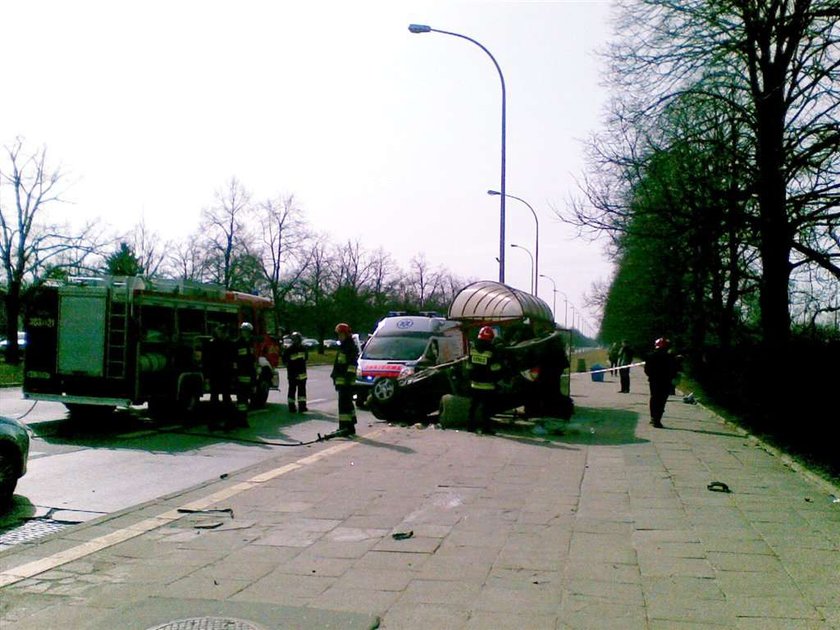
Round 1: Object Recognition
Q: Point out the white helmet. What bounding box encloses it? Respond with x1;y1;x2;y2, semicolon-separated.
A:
240;322;254;332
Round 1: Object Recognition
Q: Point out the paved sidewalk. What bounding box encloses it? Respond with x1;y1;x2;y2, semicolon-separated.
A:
1;367;839;629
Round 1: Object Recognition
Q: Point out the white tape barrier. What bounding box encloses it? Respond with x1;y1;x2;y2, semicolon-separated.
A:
569;361;646;377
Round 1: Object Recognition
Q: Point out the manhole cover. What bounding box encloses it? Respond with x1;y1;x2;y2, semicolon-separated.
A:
0;518;74;546
147;618;265;630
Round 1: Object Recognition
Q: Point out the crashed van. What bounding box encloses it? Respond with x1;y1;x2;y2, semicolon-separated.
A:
355;314;465;420
382;281;575;424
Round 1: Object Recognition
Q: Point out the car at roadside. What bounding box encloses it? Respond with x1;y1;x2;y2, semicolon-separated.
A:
302;338;319;349
0;415;30;506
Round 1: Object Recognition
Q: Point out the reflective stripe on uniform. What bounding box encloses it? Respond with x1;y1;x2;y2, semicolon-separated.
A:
296;373;307;381
290;353;305;361
470;381;496;391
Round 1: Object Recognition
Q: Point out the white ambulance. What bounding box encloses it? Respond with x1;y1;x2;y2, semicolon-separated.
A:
355;315;465;409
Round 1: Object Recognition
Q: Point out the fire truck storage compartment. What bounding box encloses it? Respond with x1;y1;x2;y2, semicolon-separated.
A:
57;287;108;377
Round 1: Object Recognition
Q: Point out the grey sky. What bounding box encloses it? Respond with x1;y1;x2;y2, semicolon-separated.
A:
2;0;614;334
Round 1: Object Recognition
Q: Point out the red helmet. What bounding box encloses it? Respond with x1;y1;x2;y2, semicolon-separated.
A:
477;326;495;341
335;322;352;335
654;337;669;349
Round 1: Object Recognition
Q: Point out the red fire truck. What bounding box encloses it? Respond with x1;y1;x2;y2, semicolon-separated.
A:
23;276;281;419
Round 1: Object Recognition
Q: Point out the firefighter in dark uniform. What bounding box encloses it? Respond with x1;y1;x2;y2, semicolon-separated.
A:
465;325;504;434
644;337;679;428
282;331;308;413
206;323;234;429
232;321;256;428
331;322;358;435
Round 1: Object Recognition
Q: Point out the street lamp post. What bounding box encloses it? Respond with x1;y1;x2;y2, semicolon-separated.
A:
489;190;538;296
409;23;507;284
538;273;557;321
558;291;569;329
510;243;534;295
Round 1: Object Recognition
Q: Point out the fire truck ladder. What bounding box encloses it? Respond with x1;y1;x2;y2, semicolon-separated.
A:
107;297;129;379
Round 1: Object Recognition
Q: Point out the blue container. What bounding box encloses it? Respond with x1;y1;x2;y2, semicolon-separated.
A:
591;363;605;382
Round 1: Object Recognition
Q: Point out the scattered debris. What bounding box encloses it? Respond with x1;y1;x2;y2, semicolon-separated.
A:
177;508;235;518
707;481;731;493
683;392;697;404
391;530;414;540
194;521;224;530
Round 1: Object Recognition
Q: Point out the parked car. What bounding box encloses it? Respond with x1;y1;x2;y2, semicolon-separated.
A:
323;339;340;349
302;338;319;349
0;415;30;505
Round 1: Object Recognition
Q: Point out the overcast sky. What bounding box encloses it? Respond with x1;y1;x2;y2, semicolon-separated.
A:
2;0;614;335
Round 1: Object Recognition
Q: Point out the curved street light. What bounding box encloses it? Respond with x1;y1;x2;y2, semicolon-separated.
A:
489;190;538;297
510;243;534;295
409;23;507;283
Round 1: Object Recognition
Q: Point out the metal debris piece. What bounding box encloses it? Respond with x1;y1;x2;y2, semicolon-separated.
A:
707;481;731;493
177;508;234;518
391;530;414;540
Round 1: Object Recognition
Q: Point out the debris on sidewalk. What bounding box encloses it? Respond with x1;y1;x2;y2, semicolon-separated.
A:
391;530;414;540
707;481;732;493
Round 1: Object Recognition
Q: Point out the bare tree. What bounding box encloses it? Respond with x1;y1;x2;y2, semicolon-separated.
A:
256;194;310;330
127;217;168;278
603;0;840;351
408;253;444;310
200;177;253;289
167;233;207;282
0;138;99;363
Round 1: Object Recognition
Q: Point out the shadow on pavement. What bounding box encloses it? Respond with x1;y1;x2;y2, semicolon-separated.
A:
490;406;647;447
27;403;339;453
558;406;647;445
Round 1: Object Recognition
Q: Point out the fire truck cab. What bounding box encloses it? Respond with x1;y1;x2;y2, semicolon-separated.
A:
23;276;280;419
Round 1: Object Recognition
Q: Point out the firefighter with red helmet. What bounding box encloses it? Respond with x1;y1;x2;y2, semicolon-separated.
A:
644;337;678;428
465;325;504;434
331;322;358;435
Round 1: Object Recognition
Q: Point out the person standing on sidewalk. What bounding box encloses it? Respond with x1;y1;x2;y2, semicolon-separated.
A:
282;332;308;413
331;322;358;435
617;339;634;393
644;337;679;428
465;325;504;434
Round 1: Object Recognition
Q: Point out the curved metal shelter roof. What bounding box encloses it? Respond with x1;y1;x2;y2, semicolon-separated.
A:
447;281;554;324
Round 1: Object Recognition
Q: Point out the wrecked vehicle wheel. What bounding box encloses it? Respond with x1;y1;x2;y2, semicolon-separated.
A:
371;377;397;404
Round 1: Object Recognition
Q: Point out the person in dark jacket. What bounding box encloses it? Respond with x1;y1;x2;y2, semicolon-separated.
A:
465;326;504;434
206;323;234;429
331;322;358;435
282;332;308;413
231;321;256;429
644;337;679;428
617;339;634;393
